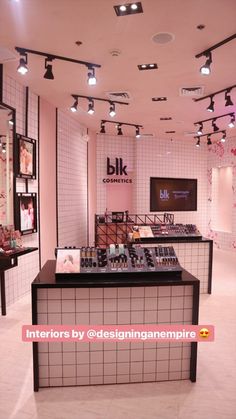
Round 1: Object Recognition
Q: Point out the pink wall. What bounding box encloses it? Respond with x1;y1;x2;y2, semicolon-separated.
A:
88;129;97;245
207;136;236;250
39;98;57;265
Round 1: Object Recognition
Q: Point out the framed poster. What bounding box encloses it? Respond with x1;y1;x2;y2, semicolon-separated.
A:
15;193;37;235
56;249;81;274
16;134;36;179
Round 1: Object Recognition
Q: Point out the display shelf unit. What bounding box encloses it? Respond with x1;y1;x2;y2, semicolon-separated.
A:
95;213;174;248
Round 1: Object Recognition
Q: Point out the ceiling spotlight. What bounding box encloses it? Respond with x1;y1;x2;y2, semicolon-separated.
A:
2;143;6;153
114;2;143;15
135;126;141;138
87;67;97;85
207;135;212;145
207;96;215;112
220;131;226;142
87;99;95;115
228;114;235;128
200;52;212;75
44;58;54;80
225;90;234;107
9;118;14;126
109;102;116;117
196;138;200;147
17;54;28;75
212;119;219;132
71;98;78;112
100;122;106;134
197;123;203;135
117;124;123;135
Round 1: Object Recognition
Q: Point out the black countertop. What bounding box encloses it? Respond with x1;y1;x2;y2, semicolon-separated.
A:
32;260;199;289
0;247;38;271
135;237;212;244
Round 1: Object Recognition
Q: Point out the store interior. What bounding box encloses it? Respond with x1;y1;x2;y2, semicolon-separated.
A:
0;1;236;418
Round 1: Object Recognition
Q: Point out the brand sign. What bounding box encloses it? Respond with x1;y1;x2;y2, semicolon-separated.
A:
160;189;170;200
103;157;132;183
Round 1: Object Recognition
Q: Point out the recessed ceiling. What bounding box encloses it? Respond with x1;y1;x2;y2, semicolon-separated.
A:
0;0;235;139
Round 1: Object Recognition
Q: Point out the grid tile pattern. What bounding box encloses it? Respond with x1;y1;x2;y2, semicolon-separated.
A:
207;135;236;251
1;74;40;310
96;135;209;236
37;285;193;387
3;74;26;135
57;111;88;247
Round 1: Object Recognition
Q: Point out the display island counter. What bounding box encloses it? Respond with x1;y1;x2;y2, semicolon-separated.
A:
32;258;199;391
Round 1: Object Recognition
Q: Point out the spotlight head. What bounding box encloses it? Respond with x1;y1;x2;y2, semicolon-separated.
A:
117;124;123;135
200;52;212;75
225;90;234;107
17;54;28;75
196;138;200;147
44;58;54;80
135;126;141;138
87;67;97;85
207;135;212;145
220;131;226;142
87;99;95;115
109;102;116;118
207;96;215;112
9;118;14;126
212;119;219;132
100;122;106;134
131;3;138;10
2;143;6;153
228;114;235;128
71;98;78;112
119;5;127;11
197;123;203;135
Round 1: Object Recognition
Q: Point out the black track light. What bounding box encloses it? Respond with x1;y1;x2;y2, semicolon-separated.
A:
2;143;6;153
109;102;116;117
207;96;215;112
207;135;212;145
44;58;54;80
212;119;219;132
71;98;78;112
100;122;106;134
225;90;234;107
197;123;203;135
117;124;123;135
9;118;14;126
17;54;28;75
200;52;212;75
87;99;95;115
220;131;226;142
196;138;200;147
228;114;235;128
135;126;141;138
87;67;97;85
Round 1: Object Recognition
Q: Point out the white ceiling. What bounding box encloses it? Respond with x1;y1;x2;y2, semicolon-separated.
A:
0;0;236;140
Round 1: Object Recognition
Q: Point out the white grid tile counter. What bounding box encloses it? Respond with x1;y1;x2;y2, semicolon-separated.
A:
32;261;199;391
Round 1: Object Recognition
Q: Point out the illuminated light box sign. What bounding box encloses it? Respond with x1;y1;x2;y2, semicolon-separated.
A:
103;157;132;183
150;177;197;212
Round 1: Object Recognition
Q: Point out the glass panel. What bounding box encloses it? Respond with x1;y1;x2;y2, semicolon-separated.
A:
0;103;15;226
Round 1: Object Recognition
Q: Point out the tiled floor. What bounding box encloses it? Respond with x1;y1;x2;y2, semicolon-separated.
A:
0;248;236;419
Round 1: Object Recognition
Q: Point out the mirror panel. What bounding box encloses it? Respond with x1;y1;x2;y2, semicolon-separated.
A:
0;103;15;226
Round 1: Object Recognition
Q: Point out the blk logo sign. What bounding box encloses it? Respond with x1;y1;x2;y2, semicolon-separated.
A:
160;189;169;200
107;158;128;176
